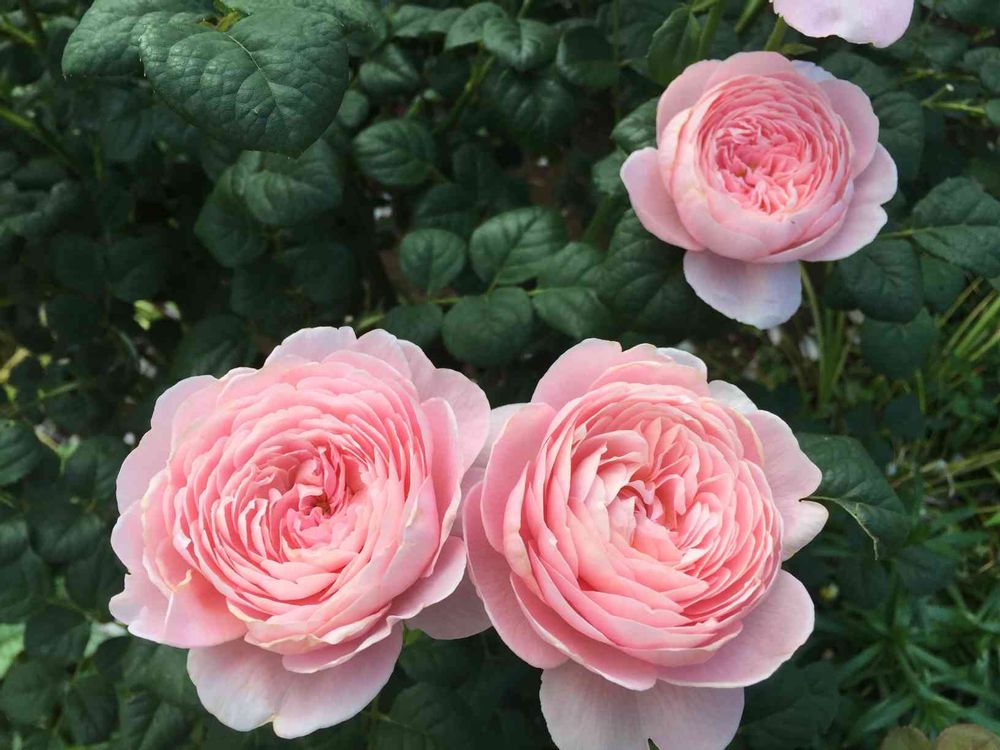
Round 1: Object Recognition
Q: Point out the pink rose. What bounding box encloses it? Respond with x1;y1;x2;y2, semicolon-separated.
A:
463;340;828;750
110;327;490;737
621;52;898;328
773;0;914;48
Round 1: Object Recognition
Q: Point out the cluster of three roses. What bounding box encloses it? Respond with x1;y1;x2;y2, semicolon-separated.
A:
110;2;915;748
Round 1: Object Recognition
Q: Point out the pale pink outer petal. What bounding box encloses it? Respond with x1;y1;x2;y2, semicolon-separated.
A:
463;483;568;669
819;79;880;178
188;628;402;739
804;145;898;263
772;0;914;48
406;571;491;639
703;51;796;89
708;381;758;414
396;339;491;471
532;339;686;412
683;252;802;329
263;326;358;364
658;571;815;688
540;661;744;750
791;60;836;83
116;375;215;511
655;59;721;142
620;149;703;252
461;403;529;500
109;503;245;648
479;402;557;549
746;412;827;559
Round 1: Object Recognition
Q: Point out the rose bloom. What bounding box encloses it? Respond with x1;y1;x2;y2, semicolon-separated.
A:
463;340;827;750
773;0;913;48
110;327;490;737
621;52;898;328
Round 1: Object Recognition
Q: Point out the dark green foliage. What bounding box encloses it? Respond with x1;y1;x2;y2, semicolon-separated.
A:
0;0;997;748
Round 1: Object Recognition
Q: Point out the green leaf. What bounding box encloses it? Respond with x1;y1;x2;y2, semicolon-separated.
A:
24;605;89;666
0;549;49;623
860;308;938;379
62;0;214;77
963;47;1000;93
611;98;657;152
139;10;349;155
399;228;467;293
29;504;105;565
359;44;422;97
231;140;343;226
337;89;370;130
533;287;611;340
883;394;924;441
933;0;1000;25
910;178;1000;278
353;119;437;188
875;92;924;183
0;420;43;486
592;150;627;197
920;254;966;313
170;315;255;379
382;304;444;347
556;25;618;89
469;207;566;285
797;433;910;558
0;660;62;725
119;691;191;750
195;169;268;268
227;0;387;55
534;242;611;339
0;623;23;680
105;236;170;302
646;8;700;86
63;438;124;505
393;5;463;38
483;68;578;150
444;2;506;50
63;674;118;745
413;183;478;237
123;641;199;709
442;288;534;367
372;684;481;749
48;236;106;298
829;240;923;322
65;541;123;613
483;17;556;73
821;51;895;98
399;638;477;688
282;241;357;307
597;211;713;341
741;662;839;750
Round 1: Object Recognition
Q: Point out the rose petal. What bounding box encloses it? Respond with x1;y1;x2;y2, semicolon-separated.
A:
683;252;802;328
188;628;402;738
746;412;827;558
406;571;491;639
805;145;897;263
772;0;914;48
540;661;744;750
658;571;815;688
464;483;567;669
621;149;703;252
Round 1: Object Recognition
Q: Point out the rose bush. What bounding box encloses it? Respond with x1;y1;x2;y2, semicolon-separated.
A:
622;52;898;328
464;340;827;749
110;327;489;736
2;0;999;748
